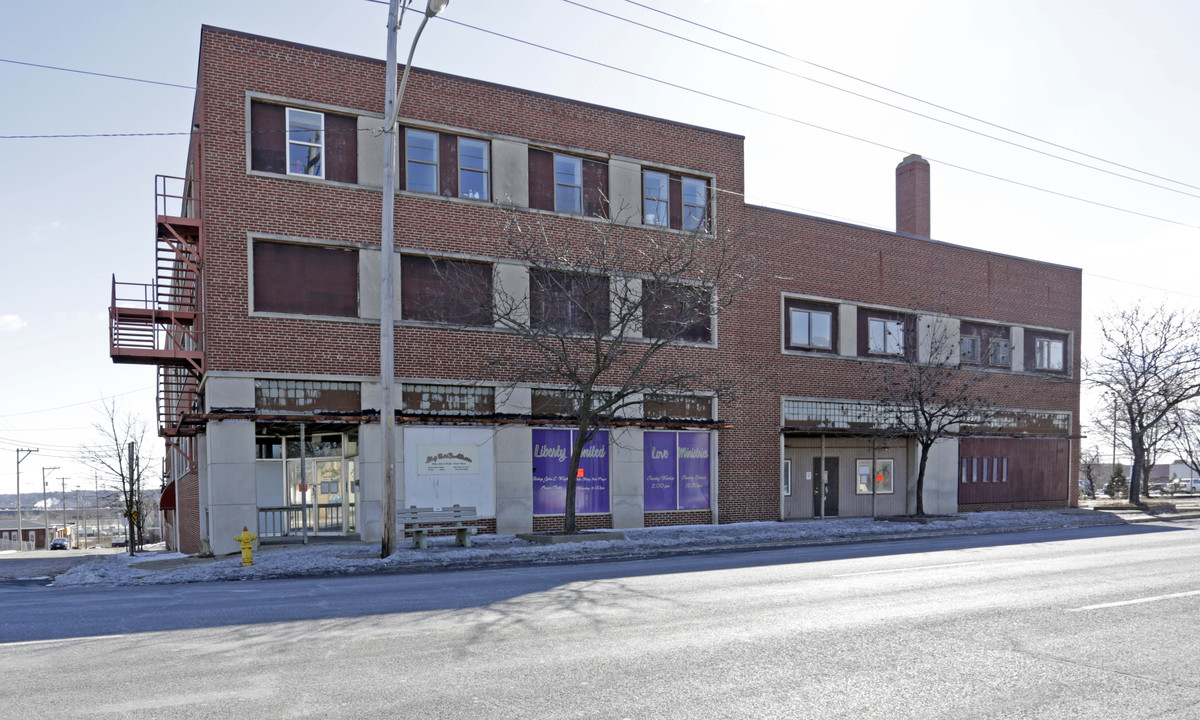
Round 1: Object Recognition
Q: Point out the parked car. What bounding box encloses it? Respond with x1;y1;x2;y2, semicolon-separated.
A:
49;537;69;550
1162;478;1200;495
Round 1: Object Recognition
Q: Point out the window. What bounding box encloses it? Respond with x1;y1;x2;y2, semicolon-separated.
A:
856;459;894;494
458;138;489;200
682;177;709;231
641;282;711;343
250;101;357;183
643;171;669;227
643;431;711;511
989;338;1012;367
405;129;438;194
252;241;358;317
782;459;792;496
255;379;362;413
287;108;324;177
554;154;582;213
868;318;905;355
960;335;981;364
402;384;495;415
1035;338;1065;371
789;308;833;350
644;395;713;420
529;269;609;334
400;255;493;326
528;150;608;217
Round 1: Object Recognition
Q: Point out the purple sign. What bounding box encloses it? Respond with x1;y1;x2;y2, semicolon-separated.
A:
643;432;678;512
677;432;711;510
532;429;610;515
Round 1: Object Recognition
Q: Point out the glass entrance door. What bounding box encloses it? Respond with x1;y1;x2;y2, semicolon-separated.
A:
285;457;352;535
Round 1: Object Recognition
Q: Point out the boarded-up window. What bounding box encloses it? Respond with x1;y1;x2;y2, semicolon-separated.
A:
253;241;358;317
255;380;361;413
530;269;609;335
249;101;357;184
402;384;494;415
644;395;712;420
532;389;611;417
400;255;492;326
642;282;711;343
250;102;286;174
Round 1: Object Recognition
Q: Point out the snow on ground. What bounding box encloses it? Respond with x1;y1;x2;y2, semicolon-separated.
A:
51;510;1121;588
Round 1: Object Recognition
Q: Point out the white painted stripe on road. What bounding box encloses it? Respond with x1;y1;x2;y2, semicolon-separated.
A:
1069;589;1200;612
833;561;982;578
4;634;125;648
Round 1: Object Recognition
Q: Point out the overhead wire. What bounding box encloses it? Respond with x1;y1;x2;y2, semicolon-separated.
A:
617;0;1200;194
562;0;1200;202
433;15;1200;231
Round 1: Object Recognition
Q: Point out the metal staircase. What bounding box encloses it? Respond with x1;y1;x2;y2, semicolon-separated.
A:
110;175;204;438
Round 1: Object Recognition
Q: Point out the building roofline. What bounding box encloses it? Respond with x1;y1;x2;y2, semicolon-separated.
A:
198;25;745;141
745;203;1082;274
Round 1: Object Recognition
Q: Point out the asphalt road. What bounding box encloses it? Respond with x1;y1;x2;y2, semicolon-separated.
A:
2;520;1198;719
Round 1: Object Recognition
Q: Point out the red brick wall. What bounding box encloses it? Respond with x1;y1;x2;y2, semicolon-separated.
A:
178;470;202;555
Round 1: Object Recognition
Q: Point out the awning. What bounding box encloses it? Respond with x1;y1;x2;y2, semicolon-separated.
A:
159;481;176;511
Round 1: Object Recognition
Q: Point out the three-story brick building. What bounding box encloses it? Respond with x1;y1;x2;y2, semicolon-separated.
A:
111;27;1080;556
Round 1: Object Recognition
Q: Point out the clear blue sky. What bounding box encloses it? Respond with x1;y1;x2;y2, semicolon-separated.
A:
2;0;1198;494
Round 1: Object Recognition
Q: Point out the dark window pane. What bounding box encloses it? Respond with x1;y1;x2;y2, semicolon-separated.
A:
253;241;358;317
530;269;609;334
400;255;493;326
642;282;710;342
250;102;286;174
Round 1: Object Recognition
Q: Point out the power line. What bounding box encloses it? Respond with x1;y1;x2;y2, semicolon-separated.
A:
562;1;1200;203
0;58;194;90
616;0;1200;195
435;16;1200;232
0;386;154;418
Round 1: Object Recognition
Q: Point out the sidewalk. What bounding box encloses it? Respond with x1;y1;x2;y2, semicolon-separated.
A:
49;506;1199;588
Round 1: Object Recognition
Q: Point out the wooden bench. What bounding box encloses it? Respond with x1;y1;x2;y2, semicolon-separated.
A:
398;505;481;549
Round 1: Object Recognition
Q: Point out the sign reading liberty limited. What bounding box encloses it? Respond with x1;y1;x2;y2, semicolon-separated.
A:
644;431;711;511
532;429;610;515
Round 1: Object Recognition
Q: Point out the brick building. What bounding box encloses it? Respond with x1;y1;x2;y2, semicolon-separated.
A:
110;27;1080;556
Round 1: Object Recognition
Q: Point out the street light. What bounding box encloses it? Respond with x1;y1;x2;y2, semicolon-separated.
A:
380;0;448;558
41;466;59;549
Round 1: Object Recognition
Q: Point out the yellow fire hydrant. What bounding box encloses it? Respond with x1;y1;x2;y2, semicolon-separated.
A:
235;526;257;567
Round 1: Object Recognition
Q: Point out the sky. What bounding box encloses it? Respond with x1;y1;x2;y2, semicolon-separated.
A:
2;0;1199;496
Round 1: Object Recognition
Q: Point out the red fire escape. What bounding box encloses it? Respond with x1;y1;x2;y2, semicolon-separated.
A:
110;175;204;463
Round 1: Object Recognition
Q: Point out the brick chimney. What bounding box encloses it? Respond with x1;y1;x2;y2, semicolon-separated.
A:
895;154;930;238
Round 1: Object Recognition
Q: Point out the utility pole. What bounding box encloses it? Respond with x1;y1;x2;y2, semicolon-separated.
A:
378;0;448;559
41;466;59;549
95;473;99;551
15;448;38;551
74;488;82;549
127;441;136;553
59;477;70;544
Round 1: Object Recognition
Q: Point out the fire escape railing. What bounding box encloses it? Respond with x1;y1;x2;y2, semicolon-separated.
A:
110;175;204;441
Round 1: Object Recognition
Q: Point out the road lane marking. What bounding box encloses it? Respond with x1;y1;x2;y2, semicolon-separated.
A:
1069;589;1200;612
833;561;982;577
3;634;125;647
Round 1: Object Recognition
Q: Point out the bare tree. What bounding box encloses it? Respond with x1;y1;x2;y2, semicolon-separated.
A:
1090;404;1174;500
867;315;1005;516
1168;403;1200;479
1079;446;1103;500
421;206;748;533
79;400;154;553
1086;305;1200;504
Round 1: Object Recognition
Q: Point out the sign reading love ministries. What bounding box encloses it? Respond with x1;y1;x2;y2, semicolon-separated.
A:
644;432;712;511
532;429;610;515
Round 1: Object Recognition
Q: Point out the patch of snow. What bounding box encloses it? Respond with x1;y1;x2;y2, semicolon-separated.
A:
50;510;1121;588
